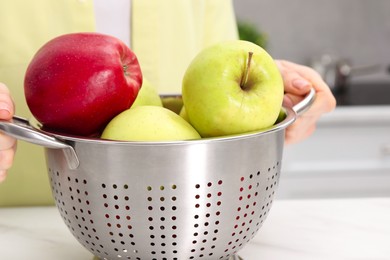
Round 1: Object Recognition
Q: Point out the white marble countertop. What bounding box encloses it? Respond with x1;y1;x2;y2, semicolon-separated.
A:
318;105;390;125
1;197;390;260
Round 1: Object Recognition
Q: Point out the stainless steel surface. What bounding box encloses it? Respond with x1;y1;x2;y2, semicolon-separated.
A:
46;122;286;259
0;91;314;259
291;88;315;115
0;116;79;169
93;254;244;260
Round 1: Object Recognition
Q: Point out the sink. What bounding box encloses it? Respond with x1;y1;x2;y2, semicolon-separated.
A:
334;82;390;106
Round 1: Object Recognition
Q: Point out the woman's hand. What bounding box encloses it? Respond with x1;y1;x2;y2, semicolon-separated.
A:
0;83;16;182
276;60;336;145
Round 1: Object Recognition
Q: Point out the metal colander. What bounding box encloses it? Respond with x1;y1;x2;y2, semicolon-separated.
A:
0;90;314;260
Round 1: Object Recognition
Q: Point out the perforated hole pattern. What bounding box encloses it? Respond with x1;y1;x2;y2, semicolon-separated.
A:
49;162;280;260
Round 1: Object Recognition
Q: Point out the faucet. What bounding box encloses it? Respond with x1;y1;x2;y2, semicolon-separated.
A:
310;54;382;94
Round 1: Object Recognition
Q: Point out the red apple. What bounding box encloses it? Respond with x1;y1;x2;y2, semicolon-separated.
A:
24;32;142;136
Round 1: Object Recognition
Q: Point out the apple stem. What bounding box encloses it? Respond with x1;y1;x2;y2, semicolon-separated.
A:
240;51;253;90
123;64;129;76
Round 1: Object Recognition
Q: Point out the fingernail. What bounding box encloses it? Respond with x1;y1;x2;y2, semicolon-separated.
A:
292;79;310;90
0;103;11;118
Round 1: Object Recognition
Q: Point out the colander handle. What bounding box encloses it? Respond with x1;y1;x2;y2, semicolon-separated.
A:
292;88;316;115
0;116;79;169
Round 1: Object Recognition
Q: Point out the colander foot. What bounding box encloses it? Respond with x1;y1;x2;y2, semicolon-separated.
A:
92;255;243;260
229;255;244;260
92;256;243;260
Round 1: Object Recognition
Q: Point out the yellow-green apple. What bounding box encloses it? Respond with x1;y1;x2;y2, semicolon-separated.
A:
24;32;142;136
182;40;284;137
131;78;163;107
101;106;200;141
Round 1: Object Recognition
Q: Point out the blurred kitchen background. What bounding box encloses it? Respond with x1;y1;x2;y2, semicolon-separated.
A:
233;0;390;199
233;0;390;84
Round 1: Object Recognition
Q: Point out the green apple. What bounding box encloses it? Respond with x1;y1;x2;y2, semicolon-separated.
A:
182;40;284;137
179;106;189;122
131;78;163;107
101;106;200;141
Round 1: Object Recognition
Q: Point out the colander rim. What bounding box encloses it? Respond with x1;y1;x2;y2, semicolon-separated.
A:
35;106;296;146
